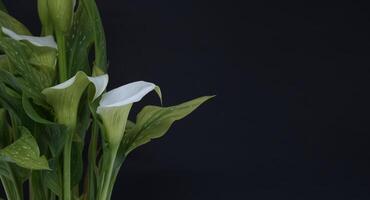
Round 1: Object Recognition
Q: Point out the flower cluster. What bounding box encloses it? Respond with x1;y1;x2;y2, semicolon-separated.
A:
0;1;212;200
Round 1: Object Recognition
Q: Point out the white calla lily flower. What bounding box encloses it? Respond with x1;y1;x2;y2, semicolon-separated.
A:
43;71;108;126
47;72;108;100
97;81;161;146
42;72;108;200
1;27;57;49
97;81;156;112
88;75;109;101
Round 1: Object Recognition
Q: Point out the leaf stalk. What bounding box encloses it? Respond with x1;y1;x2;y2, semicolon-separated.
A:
56;31;67;82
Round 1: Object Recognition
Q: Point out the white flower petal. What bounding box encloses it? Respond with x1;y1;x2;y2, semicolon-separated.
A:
98;81;156;111
1;27;57;49
88;74;109;101
47;72;108;101
50;75;77;89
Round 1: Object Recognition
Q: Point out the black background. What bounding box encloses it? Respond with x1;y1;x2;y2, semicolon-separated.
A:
2;0;370;199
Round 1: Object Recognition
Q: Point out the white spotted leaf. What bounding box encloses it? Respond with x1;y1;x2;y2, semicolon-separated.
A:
0;127;50;170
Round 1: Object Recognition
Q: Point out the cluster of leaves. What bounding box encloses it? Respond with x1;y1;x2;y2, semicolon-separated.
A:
0;1;212;200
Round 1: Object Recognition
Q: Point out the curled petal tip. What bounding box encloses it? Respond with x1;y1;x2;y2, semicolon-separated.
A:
88;74;109;101
98;81;156;111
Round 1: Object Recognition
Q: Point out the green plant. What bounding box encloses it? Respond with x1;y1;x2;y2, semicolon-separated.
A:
0;1;212;199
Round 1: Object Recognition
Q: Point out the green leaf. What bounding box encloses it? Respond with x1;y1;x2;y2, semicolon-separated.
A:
0;170;21;200
12;161;31;183
29;46;57;69
43;159;62;197
0;55;10;70
0;127;50;170
0;162;31;199
0;0;7;13
27;45;57;82
123;96;214;155
30;171;48;200
71;143;83;187
0;10;30;35
75;96;91;141
0;37;53;89
0;65;21;93
67;2;94;76
0;37;52;106
0;161;10;179
81;0;108;73
70;100;91;189
0;83;28;129
0;108;10;148
45;125;68;157
22;94;54;125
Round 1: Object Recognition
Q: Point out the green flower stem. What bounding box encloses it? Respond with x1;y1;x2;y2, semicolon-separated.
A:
98;146;118;200
55;30;75;200
86;122;99;200
63;128;74;200
56;31;67;82
41;26;53;36
106;155;126;200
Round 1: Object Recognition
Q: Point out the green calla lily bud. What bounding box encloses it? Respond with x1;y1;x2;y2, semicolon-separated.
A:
47;0;75;33
37;0;53;35
42;71;108;127
97;81;161;147
37;0;48;25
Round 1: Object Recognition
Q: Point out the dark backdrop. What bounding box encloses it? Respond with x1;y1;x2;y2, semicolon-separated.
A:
3;0;370;199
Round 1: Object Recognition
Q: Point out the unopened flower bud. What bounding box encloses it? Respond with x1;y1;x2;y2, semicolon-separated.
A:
47;0;74;33
37;0;53;35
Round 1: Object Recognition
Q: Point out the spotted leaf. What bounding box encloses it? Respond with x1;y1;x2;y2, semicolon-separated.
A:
0;127;50;170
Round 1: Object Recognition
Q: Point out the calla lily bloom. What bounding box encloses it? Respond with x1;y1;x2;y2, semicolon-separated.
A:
1;27;57;49
96;81;161;200
97;81;161;146
42;71;107;200
42;71;108;127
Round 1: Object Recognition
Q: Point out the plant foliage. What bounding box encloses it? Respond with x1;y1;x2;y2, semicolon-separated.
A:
0;1;212;199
